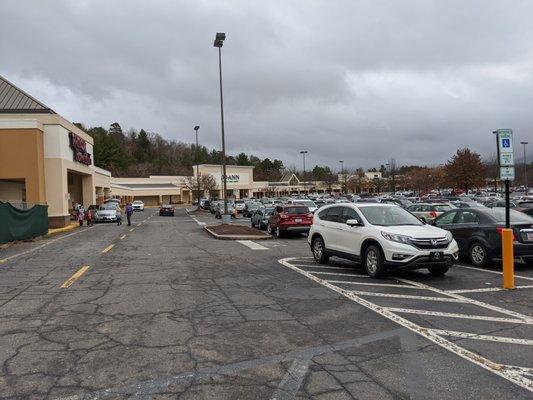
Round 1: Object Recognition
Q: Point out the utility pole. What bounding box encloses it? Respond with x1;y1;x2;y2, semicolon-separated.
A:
521;141;528;190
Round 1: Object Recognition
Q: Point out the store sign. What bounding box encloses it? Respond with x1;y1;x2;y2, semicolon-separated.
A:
225;174;240;183
69;132;92;165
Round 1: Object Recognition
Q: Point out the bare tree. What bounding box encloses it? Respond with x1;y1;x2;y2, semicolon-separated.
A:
201;174;218;198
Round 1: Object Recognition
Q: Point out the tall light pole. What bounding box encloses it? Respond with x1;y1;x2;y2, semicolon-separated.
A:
300;150;308;193
194;125;201;207
339;160;344;194
521;141;528;190
214;32;229;221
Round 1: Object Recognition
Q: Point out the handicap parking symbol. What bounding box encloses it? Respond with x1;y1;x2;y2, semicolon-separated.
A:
502;138;511;148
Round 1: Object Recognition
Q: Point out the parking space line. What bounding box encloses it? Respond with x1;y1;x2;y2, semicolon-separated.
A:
351;291;467;303
237;240;268;250
192;216;206;226
448;285;533;294
278;257;533;392
299;265;358;271
429;329;533;345
387;308;533;324
130;228;135;232
326;280;418;289
397;277;533;323
102;244;115;253
60;266;90;288
310;271;369;278
456;264;533;282
120;234;126;240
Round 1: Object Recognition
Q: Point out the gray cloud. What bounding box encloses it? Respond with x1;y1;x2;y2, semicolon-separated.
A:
1;0;532;171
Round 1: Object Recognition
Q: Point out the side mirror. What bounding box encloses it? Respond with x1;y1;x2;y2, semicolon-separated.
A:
346;219;362;227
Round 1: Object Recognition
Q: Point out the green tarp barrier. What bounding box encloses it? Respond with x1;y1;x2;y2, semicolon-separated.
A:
0;202;48;244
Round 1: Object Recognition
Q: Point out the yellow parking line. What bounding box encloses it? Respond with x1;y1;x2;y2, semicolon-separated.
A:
130;228;135;232
60;266;90;288
102;244;115;253
0;259;6;264
120;234;126;240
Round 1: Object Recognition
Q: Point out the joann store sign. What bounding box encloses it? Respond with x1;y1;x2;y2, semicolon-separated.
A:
69;132;92;166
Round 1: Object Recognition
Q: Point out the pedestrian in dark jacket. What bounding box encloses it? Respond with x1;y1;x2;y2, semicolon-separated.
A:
125;203;134;226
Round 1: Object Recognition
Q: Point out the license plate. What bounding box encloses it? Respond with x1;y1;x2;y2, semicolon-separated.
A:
295;218;302;223
430;251;444;261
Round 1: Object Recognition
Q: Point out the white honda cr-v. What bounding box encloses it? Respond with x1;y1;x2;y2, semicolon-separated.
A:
308;203;459;278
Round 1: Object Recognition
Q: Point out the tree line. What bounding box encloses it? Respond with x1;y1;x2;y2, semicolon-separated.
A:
74;122;286;181
75;122;530;193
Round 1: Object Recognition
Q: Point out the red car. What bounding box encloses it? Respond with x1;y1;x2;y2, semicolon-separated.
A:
159;204;175;216
267;205;313;238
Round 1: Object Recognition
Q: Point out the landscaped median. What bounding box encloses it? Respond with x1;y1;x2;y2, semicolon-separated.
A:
204;224;271;240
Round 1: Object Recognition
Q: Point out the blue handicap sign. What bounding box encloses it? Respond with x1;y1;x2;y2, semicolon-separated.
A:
502;138;510;148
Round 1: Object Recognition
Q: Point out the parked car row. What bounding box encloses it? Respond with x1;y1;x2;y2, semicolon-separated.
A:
307;202;533;278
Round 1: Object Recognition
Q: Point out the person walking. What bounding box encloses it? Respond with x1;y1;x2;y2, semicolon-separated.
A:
125;202;134;226
77;207;85;227
116;205;122;226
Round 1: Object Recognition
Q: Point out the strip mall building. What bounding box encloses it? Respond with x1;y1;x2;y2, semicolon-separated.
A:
0;75;342;227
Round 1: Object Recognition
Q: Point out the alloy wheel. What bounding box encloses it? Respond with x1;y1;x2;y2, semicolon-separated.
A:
471;245;485;265
366;249;378;275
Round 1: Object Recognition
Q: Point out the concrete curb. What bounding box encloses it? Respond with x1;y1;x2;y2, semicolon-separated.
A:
203;226;271;240
45;223;79;238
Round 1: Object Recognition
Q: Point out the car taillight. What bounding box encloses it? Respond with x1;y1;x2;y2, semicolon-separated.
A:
307;213;314;221
429;211;437;218
496;227;517;241
280;213;290;220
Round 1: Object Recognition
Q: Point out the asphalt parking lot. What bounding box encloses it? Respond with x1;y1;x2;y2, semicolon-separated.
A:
0;207;532;399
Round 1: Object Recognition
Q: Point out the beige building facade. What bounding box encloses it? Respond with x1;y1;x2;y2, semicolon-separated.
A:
0;75;111;227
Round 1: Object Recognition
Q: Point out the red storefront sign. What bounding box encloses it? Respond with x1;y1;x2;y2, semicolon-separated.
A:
69;132;92;165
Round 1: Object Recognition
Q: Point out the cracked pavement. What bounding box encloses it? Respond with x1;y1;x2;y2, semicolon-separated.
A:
0;208;532;399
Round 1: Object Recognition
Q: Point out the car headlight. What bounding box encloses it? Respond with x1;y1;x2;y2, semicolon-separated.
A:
444;231;453;242
381;231;413;245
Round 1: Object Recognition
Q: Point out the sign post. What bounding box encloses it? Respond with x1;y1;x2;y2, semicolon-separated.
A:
495;129;515;289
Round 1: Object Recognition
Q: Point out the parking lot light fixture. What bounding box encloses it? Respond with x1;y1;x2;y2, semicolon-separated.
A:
520;141;528;190
194;126;201;207
213;32;229;222
339;160;344;194
300;150;308;192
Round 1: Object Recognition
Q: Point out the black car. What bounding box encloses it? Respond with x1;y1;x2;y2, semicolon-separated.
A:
432;207;533;267
159;204;175;216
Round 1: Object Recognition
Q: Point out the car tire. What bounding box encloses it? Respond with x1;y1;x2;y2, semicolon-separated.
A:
469;242;489;267
428;266;449;276
312;236;329;264
364;245;386;278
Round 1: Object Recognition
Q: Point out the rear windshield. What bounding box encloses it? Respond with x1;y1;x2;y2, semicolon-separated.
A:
283;206;310;214
99;204;118;210
488;208;533;223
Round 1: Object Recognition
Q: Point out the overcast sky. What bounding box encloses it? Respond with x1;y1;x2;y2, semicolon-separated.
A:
1;0;532;171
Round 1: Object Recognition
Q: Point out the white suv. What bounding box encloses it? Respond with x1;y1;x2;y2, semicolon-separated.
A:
308;203;459;278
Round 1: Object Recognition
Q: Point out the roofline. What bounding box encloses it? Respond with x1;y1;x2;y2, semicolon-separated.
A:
0;74;56;113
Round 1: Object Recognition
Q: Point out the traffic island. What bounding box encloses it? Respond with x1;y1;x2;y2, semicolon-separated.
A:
204;224;271;240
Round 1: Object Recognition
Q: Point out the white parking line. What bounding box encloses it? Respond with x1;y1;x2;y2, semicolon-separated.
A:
448;285;533;294
351;291;467;303
237;240;268;250
278;257;533;392
429;329;533;346
310;271;369;278
397;277;533;324
302;265;358;271
326;280;418;289
192;217;206;226
456;264;533;282
387;308;533;324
